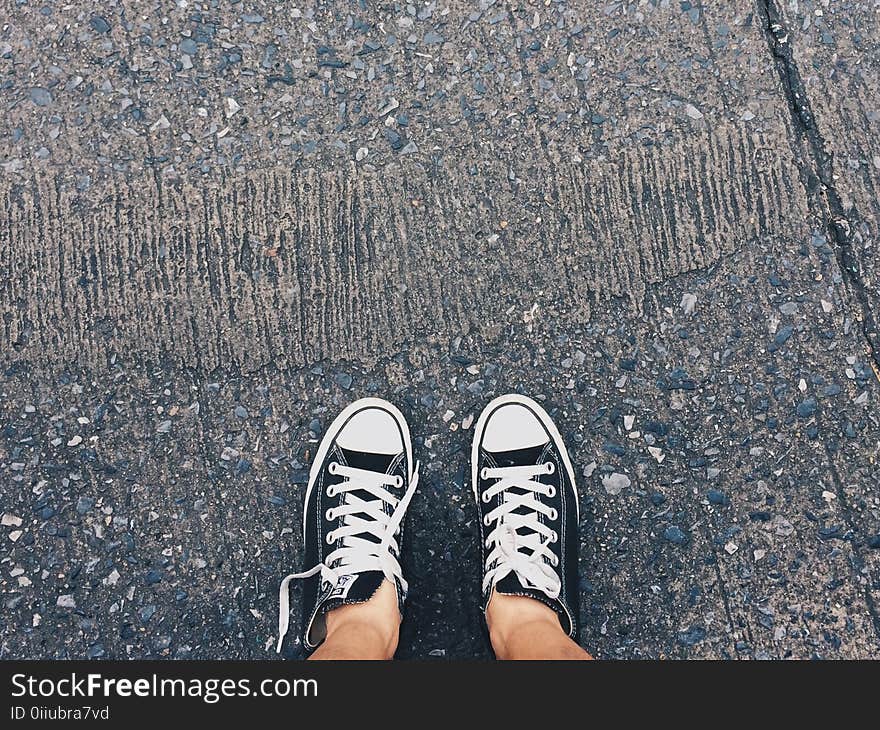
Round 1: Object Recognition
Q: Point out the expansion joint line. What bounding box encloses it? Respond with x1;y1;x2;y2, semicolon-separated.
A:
757;0;880;380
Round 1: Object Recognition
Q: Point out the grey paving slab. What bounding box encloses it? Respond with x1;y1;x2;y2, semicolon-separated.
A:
1;1;879;659
761;0;880;638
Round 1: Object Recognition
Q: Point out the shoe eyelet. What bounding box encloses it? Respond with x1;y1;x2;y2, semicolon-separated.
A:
551;555;559;567
546;485;556;498
483;515;491;527
481;491;491;503
394;475;404;488
326;485;336;498
325;532;335;545
551;531;558;544
480;467;490;480
485;538;492;549
548;508;558;521
325;508;335;521
544;462;555;475
328;461;339;475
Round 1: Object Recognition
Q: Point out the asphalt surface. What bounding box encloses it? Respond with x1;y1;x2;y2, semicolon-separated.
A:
1;1;879;659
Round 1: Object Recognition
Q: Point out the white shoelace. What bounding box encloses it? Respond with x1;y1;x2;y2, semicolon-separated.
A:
276;460;419;652
481;462;561;599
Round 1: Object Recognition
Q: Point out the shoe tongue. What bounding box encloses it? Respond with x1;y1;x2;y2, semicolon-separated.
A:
334;447;398;554
487;443;547;467
487;443;550;538
322;571;386;610
339;446;397;474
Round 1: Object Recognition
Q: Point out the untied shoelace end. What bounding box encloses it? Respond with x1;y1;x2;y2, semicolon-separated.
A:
275;462;419;654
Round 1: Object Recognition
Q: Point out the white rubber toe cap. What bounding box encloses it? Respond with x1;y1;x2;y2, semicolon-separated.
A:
481;402;550;452
335;406;404;454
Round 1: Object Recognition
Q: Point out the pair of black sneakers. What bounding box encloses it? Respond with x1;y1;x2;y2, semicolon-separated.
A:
276;394;580;654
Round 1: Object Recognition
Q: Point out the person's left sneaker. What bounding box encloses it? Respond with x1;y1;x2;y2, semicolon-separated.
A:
276;397;419;654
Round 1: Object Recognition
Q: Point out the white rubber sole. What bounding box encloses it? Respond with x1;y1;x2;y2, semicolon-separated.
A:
302;397;414;547
471;393;579;520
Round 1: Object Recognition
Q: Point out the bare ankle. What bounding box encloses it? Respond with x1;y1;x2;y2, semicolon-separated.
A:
486;590;562;647
323;579;400;656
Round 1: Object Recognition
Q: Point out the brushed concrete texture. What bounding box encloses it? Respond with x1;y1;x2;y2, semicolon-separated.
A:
1;129;801;370
1;1;878;659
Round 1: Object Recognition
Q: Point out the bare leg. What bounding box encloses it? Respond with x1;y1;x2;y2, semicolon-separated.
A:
486;590;592;660
309;580;400;660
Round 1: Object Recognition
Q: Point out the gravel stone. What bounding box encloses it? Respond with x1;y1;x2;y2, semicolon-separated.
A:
601;472;631;495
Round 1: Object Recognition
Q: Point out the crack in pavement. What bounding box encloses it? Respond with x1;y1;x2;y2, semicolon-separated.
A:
699;518;745;659
757;0;880;380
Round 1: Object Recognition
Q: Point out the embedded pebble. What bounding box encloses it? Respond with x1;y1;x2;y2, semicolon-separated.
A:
90;15;110;33
75;496;95;515
29;88;52;106
664;526;688;545
150;114;171;132
601;472;631;495
796;398;817;418
225;97;241;118
681;292;697;314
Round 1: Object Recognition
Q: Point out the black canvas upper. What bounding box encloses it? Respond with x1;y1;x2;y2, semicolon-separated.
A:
475;424;580;639
301;441;409;651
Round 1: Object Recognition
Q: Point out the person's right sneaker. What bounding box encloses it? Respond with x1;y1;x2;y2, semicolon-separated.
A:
472;394;580;639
